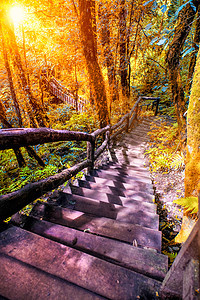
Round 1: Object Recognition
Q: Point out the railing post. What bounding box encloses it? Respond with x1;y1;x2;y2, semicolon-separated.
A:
155;98;160;116
126;114;129;133
87;135;95;173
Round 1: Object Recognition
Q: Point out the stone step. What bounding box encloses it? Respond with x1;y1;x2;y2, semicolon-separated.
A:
99;163;150;176
11;215;167;281
30;202;161;251
0;226;162;300
95;166;152;183
74;180;156;211
63;184;156;214
82;175;154;201
102;161;150;173
107;154;146;166
125;133;150;141
59;192;159;230
89;169;153;186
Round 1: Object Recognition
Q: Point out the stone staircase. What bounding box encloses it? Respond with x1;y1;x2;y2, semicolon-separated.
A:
0;117;169;299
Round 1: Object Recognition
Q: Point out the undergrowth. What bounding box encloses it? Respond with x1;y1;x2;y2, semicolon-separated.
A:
146;120;185;173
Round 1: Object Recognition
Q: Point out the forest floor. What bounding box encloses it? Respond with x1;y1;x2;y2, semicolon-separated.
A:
143;145;184;265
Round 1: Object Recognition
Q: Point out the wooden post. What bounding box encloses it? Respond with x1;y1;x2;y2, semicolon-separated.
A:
126;114;129;132
87;135;95;173
155;98;160;116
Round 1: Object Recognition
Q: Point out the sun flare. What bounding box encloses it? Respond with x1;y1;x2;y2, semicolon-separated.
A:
10;6;24;25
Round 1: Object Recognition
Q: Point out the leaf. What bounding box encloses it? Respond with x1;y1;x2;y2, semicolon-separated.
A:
143;0;154;6
189;0;197;12
145;23;152;30
160;4;167;13
175;1;189;17
173;197;198;214
157;38;167;45
150;36;158;45
161;86;168;92
182;47;195;58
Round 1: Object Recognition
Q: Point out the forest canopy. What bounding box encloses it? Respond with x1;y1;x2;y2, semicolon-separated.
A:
1;0;200;209
0;0;199;132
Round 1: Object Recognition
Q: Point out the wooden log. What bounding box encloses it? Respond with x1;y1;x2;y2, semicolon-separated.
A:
87;136;96;172
93;125;110;137
110;124;126;140
0;128;93;150
129;96;142;117
126;114;130;132
94;131;109;160
0;159;90;221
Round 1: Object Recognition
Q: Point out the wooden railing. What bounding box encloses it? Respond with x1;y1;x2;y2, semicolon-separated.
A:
0;96;159;222
42;75;88;112
161;194;200;299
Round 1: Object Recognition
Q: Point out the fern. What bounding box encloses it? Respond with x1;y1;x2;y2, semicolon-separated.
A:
173;197;198;215
170;153;185;170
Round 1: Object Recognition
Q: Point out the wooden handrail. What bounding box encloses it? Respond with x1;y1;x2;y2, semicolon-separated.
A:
161;191;200;298
0;96;159;221
161;218;200;299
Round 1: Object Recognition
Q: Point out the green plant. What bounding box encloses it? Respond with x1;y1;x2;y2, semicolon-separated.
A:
173;197;198;215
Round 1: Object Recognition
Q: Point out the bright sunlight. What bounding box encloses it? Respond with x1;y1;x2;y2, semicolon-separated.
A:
9;5;24;25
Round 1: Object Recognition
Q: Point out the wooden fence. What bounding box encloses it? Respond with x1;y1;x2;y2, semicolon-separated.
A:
42;75;87;112
0;96;160;222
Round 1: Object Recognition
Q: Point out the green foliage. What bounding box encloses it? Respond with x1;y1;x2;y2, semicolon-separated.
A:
146;121;185;172
173;197;198;215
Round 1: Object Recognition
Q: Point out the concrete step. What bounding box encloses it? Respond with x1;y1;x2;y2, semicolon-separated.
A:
29;202;161;251
58;192;159;230
11;215;168;281
0;226;161;300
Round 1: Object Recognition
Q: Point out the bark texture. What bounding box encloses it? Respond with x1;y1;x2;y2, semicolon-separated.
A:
185;49;200;197
98;3;118;104
166;1;199;133
78;0;110;128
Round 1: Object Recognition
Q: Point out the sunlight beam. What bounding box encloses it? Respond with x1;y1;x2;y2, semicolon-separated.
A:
9;5;24;26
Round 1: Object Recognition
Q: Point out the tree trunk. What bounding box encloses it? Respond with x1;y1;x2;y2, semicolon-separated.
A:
0;22;23;128
0;99;25;167
119;0;129;99
78;0;110;128
186;8;200;94
185;49;200;197
98;3;118;104
4;21;48;127
166;1;199;134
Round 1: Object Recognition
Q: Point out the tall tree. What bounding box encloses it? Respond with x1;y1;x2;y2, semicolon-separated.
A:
0;22;22;127
98;2;118;104
186;7;200;93
185;48;200;198
119;0;129;99
166;1;200;134
78;0;110;127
